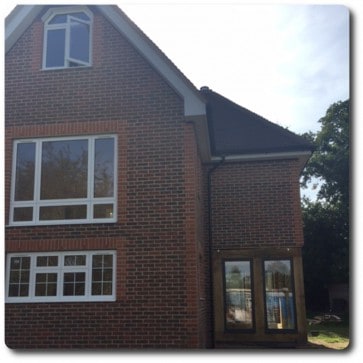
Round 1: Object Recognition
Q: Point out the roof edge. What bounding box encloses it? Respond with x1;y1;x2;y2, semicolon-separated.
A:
5;5;41;54
211;150;312;173
97;6;206;118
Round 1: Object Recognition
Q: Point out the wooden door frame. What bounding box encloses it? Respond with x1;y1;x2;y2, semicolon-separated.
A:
212;247;307;347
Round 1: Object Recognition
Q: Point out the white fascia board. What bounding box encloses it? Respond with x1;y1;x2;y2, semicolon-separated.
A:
211;150;312;171
5;5;41;53
211;150;312;162
97;6;206;118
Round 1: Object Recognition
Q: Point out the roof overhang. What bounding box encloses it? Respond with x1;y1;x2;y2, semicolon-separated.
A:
211;150;312;174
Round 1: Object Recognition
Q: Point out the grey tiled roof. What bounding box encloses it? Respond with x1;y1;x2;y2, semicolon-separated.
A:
201;88;313;156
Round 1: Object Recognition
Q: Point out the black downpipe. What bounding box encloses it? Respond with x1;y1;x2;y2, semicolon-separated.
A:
207;156;225;348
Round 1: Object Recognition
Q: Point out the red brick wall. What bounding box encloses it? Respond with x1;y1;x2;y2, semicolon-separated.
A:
209;159;304;250
5;6;206;348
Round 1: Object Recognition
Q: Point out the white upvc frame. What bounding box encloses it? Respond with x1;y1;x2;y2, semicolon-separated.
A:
42;6;93;70
10;135;117;226
6;250;117;303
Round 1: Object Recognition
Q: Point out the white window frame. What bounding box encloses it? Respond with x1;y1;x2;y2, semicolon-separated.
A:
10;135;117;226
6;251;116;303
42;6;93;70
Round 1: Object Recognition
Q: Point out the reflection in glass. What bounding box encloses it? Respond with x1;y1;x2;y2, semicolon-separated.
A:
8;257;31;297
70;20;90;63
41;139;88;200
92;254;113;296
94;138;115;198
14;143;35;201
39;205;87;220
46;28;66;68
35;273;57;296
64;255;86;266
94;204;113;219
264;260;295;330
37;255;58;267
63;272;86;296
13;207;33;222
224;260;253;329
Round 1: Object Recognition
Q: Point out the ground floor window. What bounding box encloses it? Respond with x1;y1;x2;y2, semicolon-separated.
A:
213;248;304;345
6;250;116;303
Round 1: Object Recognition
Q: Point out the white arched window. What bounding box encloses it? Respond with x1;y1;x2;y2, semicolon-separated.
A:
42;7;93;69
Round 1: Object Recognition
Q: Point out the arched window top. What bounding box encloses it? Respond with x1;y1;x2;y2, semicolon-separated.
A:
42;7;93;69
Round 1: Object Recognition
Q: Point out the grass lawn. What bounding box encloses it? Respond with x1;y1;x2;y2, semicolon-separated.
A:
307;318;350;350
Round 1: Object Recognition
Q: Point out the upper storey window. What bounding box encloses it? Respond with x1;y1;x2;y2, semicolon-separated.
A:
10;135;117;226
42;7;93;69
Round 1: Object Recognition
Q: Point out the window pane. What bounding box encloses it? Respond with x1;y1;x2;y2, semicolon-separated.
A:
94;138;115;198
39;205;87;220
46;28;66;68
14;143;35;201
71;12;90;21
48;14;67;24
92;282;102;295
93;204;114;219
224;261;253;330
63;272;86;296
41;139;88;200
102;282;112;295
8;257;30;297
37;256;58;267
70;20;90;63
64;255;86;266
92;254;113;296
264;260;295;330
13;207;33;222
35;273;57;296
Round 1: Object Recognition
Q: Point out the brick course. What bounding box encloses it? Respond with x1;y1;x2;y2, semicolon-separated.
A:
209;159;304;250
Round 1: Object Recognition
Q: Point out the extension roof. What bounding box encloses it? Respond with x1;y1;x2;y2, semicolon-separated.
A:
201;88;313;156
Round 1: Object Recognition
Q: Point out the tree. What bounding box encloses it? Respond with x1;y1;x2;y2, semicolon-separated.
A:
301;99;349;210
300;100;349;312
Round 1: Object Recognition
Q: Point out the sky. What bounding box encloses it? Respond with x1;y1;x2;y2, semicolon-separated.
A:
2;0;350;135
119;1;350;135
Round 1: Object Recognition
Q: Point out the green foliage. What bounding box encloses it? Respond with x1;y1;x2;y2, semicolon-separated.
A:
301;100;349;311
301;99;349;209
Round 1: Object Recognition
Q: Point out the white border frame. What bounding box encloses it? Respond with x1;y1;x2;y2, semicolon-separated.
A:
42;6;93;70
10;134;117;226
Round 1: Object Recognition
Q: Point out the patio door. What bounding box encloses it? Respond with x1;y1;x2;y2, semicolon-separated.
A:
212;248;307;347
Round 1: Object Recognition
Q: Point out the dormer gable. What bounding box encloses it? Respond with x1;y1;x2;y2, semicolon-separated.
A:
5;6;207;117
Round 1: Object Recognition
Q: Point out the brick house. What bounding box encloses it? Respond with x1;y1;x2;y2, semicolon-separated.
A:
5;5;313;349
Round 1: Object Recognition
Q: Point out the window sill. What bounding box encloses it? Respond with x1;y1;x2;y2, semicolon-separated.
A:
41;65;92;71
7;219;117;227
